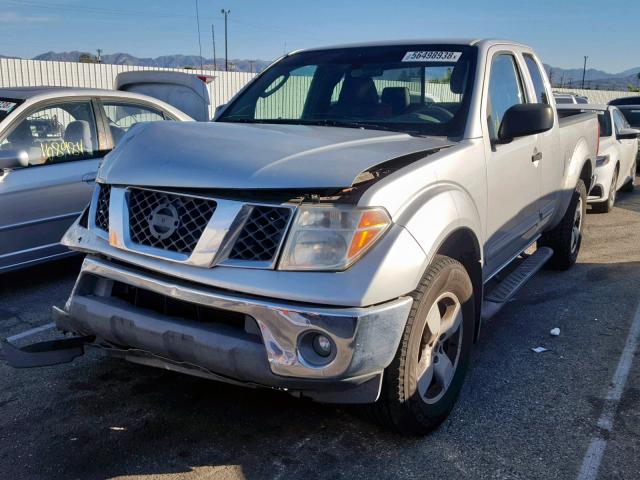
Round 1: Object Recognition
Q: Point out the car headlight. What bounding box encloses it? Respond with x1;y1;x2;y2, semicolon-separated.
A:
278;205;391;271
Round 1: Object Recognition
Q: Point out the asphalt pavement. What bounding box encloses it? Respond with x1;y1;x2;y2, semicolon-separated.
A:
0;185;639;480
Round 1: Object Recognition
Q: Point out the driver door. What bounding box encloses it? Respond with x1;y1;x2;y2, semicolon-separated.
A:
482;51;541;278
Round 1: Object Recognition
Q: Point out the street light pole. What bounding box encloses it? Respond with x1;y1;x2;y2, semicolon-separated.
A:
581;56;588;89
211;24;217;70
221;9;230;71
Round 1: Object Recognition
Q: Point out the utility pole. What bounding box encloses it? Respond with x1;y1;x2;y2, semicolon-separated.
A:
581;56;588;89
96;49;102;64
211;24;217;70
249;60;255;74
221;9;230;71
195;0;204;71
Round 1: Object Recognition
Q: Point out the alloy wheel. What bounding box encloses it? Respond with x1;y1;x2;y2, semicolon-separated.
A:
416;292;463;404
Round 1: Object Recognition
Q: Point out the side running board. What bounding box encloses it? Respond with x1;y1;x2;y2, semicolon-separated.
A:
482;246;553;320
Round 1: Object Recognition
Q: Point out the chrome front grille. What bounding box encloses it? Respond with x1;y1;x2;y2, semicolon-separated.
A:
95;185;111;231
93;185;294;267
229;206;292;262
128;189;217;255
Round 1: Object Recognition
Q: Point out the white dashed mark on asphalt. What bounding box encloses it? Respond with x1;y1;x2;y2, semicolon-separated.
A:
577;300;640;480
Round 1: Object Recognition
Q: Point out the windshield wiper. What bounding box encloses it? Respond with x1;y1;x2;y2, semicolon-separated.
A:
300;119;427;135
220;118;428;136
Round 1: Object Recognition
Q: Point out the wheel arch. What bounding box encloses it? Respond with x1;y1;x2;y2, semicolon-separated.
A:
434;228;483;342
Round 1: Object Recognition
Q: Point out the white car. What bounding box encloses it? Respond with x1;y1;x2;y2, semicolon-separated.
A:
558;104;639;212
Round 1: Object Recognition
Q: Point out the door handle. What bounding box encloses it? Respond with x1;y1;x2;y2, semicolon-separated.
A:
82;173;97;184
531;151;543;163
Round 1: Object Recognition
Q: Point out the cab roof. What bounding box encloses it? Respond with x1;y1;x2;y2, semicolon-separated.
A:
291;38;528;54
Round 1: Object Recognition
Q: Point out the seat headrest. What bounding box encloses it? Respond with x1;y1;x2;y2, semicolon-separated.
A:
381;87;410;114
450;59;469;95
64;120;93;152
7;121;35;146
338;75;379;106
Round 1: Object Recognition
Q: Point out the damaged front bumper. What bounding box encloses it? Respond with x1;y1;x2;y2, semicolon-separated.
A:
6;255;412;404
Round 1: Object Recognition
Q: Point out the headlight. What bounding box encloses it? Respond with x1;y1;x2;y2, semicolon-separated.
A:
279;206;391;271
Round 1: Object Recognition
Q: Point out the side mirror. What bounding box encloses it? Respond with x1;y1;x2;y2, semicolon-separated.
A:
0;149;29;169
617;128;640;140
497;103;554;144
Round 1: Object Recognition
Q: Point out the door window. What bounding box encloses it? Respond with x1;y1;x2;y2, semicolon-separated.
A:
102;102;168;146
523;54;549;104
487;54;525;141
0;100;99;166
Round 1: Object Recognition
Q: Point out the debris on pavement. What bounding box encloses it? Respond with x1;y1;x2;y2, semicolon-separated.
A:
532;346;548;353
550;328;561;336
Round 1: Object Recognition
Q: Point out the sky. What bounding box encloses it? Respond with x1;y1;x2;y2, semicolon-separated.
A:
1;0;638;73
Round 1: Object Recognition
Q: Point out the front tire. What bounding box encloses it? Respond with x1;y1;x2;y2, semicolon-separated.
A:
621;164;635;192
592;169;618;213
372;255;475;436
540;179;587;270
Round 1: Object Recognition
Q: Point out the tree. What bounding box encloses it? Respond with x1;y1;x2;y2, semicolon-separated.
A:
79;52;97;63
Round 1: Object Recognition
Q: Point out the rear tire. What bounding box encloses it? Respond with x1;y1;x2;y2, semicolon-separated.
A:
371;255;474;436
540;179;587;270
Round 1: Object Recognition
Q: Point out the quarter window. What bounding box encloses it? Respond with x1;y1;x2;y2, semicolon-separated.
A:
523;54;549;104
102;102;167;146
0;100;99;166
487;54;525;141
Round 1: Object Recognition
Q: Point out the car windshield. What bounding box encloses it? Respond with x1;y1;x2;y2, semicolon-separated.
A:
554;96;574;104
218;45;478;137
618;107;640;128
0;98;23;123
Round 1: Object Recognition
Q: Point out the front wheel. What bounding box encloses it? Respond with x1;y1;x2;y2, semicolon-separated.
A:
592;169;618;213
540;179;587;270
621;164;635;192
371;255;475;436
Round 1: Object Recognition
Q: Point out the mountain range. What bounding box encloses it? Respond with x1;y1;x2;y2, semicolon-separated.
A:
3;51;640;90
31;51;272;73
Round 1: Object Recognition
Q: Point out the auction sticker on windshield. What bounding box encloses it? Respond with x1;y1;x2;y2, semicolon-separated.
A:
0;101;18;113
402;51;462;62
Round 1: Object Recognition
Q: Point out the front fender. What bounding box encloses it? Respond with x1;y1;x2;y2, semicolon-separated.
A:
395;183;484;271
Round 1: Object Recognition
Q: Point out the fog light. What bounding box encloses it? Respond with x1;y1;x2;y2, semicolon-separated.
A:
312;334;332;357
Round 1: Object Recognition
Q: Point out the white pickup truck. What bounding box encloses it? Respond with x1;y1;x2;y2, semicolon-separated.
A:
4;39;599;435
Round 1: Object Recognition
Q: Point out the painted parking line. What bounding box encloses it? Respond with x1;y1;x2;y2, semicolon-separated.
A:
577;300;640;480
5;322;55;343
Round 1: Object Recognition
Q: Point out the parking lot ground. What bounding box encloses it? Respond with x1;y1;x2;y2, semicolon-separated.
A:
1;183;639;480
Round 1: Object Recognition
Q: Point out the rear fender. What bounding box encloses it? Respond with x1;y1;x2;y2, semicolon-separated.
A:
551;136;594;227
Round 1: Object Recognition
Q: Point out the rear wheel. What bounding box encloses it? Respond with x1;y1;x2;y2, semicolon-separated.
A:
371;255;474;436
592;168;618;213
540;179;587;270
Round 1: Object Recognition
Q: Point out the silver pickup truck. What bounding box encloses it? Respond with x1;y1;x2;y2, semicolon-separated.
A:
4;39;599;435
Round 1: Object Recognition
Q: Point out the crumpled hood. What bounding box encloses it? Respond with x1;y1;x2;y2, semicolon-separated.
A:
98;121;453;189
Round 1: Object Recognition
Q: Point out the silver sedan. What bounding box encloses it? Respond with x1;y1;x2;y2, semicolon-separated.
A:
0;86;194;272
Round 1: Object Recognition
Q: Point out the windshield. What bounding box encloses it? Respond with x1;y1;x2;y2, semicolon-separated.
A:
0;98;23;123
619;107;640;127
218;45;478;137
